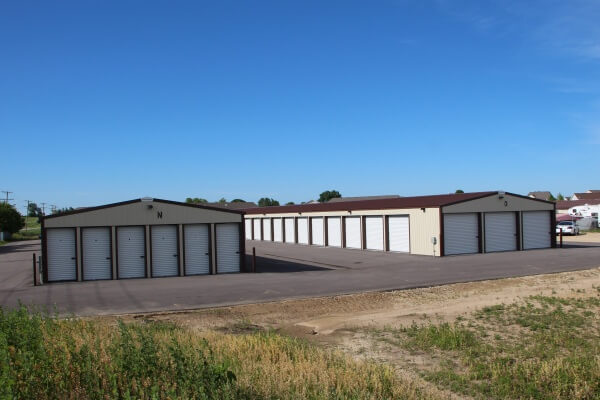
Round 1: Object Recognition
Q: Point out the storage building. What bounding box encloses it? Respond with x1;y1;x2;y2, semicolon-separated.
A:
244;191;555;256
41;198;245;283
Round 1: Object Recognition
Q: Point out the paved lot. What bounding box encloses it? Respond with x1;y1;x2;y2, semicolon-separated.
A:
1;239;600;316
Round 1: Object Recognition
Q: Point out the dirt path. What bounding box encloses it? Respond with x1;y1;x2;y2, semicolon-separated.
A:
118;266;600;337
562;231;600;243
109;267;600;399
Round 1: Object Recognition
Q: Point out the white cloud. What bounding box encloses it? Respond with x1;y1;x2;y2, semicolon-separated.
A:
434;0;600;63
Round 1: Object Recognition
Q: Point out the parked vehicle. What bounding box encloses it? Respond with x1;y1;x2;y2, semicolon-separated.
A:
556;221;579;235
568;204;600;218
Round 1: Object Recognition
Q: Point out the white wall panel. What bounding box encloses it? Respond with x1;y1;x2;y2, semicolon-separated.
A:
326;217;341;247
284;218;295;243
345;217;361;249
82;227;111;280
216;223;240;273
484;212;517;252
388;216;409;252
443;213;479;255
47;228;77;282
273;218;283;242
365;216;384;250
523;211;551;249
151;225;179;277
117;226;146;279
262;218;271;241
297;218;309;244
184;224;210;275
311;217;324;246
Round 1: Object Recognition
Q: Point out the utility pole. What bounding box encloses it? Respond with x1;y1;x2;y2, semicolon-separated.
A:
40;203;47;216
51;205;57;215
24;200;32;232
1;191;13;204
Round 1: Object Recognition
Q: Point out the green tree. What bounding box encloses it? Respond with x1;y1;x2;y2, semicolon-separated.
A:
557;193;565;201
455;189;464;194
218;197;227;204
258;198;280;207
0;203;25;233
27;202;42;217
230;199;245;203
52;207;75;216
285;201;295;205
318;190;342;203
185;197;208;204
548;193;556;201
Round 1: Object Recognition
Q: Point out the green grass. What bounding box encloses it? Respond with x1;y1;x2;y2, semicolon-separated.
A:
370;294;600;399
1;306;426;400
582;228;600;233
22;216;40;230
0;217;41;244
10;229;40;240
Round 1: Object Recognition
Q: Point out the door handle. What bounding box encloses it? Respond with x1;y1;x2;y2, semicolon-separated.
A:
205;252;209;255
106;257;111;260
71;257;76;260
140;255;145;258
173;254;178;257
235;251;240;254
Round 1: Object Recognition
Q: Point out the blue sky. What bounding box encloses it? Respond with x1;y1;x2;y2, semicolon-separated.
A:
2;1;599;210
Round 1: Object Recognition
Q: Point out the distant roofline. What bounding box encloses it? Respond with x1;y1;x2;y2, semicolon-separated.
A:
42;198;245;220
329;195;400;202
245;191;554;215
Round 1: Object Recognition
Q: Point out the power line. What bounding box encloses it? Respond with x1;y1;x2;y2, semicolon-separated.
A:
1;191;13;204
24;200;32;232
40;202;47;216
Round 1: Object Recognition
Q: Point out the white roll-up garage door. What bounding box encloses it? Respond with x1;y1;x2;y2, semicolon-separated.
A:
311;217;324;246
523;211;551;249
216;223;240;273
117;226;146;279
82;227;112;281
151;225;179;277
253;219;261;240
485;212;517;252
47;228;77;282
262;218;271;241
184;224;210;275
273;218;283;242
245;219;252;240
388;216;409;252
444;213;479;255
297;217;309;244
327;217;341;247
345;217;361;249
284;218;295;243
365;216;384;250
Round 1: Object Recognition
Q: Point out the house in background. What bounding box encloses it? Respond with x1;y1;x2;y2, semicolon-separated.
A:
571;191;600;200
556;199;600;214
328;195;400;203
528;191;553;201
207;201;258;210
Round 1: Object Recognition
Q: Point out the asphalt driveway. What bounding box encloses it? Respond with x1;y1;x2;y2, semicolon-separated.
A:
1;239;599;316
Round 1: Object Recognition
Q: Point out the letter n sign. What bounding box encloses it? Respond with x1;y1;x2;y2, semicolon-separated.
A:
157;211;163;219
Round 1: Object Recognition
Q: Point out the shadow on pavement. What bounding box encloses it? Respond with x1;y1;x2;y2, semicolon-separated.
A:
0;241;40;254
245;255;332;273
560;242;600;248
